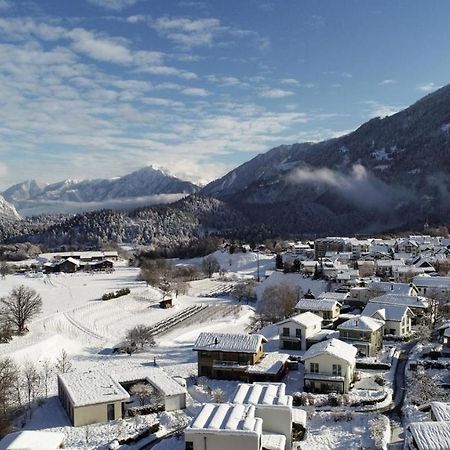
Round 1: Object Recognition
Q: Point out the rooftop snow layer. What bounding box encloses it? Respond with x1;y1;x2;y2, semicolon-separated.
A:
431;402;450;422
0;431;65;449
232;382;292;407
278;311;323;327
246;352;289;375
260;433;286;450
187;403;262;434
58;370;129;407
413;275;450;288
295;298;340;311
302;338;357;364
368;293;429;309
338;316;384;332
369;281;414;295
362;302;412;322
409;421;450;450
193;332;267;354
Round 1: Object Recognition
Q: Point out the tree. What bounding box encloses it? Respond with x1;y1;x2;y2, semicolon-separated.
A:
0;358;18;434
22;361;41;417
40;359;53;398
202;256;220;278
257;284;298;322
1;285;42;334
211;387;225;403
232;281;257;303
408;371;449;406
275;254;283;270
130;383;153;406
126;325;155;350
55;349;72;374
0;262;10;279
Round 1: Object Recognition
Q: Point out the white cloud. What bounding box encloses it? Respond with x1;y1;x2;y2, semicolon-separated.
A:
417;82;440;93
378;79;397;85
181;87;210;96
0;0;12;11
86;0;142;11
259;88;294;98
280;78;299;86
363;100;404;118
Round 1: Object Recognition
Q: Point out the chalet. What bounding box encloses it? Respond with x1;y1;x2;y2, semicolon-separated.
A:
231;383;301;450
361;303;413;337
337;316;384;357
278;312;323;351
193;332;288;382
185;403;286;450
302;338;357;394
58;370;129;427
368;294;431;323
295;298;341;324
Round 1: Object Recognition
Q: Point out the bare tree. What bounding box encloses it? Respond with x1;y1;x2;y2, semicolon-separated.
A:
0;262;10;279
173;280;188;298
41;359;54;398
202;256;220;278
257;284;298;322
130;383;153;406
0;358;18;435
55;349;72;374
22;361;41;417
232;281;257;303
126;325;155;350
1;285;42;334
408;371;449;406
211;387;225;403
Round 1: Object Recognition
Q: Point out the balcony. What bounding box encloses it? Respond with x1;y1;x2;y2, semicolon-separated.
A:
212;360;249;370
304;371;345;382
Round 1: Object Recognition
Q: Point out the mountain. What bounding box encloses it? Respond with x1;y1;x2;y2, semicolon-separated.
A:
202;84;450;235
0;195;21;221
3;166;200;216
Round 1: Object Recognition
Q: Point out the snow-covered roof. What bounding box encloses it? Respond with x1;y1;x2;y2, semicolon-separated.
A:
278;312;323;328
295;298;340;311
369;293;429;309
193;332;267;354
431;402;450;422
57;257;80;266
362;303;413;322
369;281;414;295
260;433;286;450
338;316;384;332
307;329;338;342
187;403;262;434
413;275;450;288
292;408;307;426
0;431;65;449
302;338;357;364
445;328;450;338
114;367;186;397
246;352;289;375
318;292;349;300
409;421;450;450
232;382;292;407
58;370;129;407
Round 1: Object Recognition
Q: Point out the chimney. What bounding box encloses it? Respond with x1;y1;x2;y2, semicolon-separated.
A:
214;337;218;345
390;284;394;291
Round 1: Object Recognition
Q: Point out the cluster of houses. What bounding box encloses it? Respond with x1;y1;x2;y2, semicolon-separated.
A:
41;250;118;273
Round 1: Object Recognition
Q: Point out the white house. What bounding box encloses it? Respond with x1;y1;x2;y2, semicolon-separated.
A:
184;403;286;450
295;298;341;324
361;303;413;337
278;312;323;351
302;338;357;394
231;382;296;450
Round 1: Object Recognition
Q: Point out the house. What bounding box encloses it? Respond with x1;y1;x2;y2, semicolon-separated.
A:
337;316;384;357
295;298;341;324
278;312;323;351
361;303;413;337
413;275;450;296
369;281;419;296
193;332;288;382
184;403;286;450
368;294;431;324
41;250;119;262
0;431;65;449
231;382;299;450
406;421;450;450
318;292;349;302
159;297;173;309
302;338;357;394
58;370;130;426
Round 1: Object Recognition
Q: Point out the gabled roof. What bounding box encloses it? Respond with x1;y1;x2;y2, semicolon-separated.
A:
409;421;450;450
369;293;429;309
338;315;384;332
295;298;341;311
278;312;323;328
302;338;357;364
370;281;415;295
362;303;413;322
193;332;267;354
413;275;450;288
431;402;450;422
187;403;262;434
232;382;292;407
318;292;349;300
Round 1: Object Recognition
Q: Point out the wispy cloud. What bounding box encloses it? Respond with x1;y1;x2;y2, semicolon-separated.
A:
417;82;440;93
181;87;210;96
86;0;142;11
280;78;299;86
259;88;294;98
378;79;397;85
363;100;404;118
0;0;12;11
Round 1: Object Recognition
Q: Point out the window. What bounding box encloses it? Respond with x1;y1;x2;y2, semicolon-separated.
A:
185;442;194;450
332;364;342;376
296;328;302;338
310;362;319;373
107;403;115;421
389;329;396;335
283;327;290;337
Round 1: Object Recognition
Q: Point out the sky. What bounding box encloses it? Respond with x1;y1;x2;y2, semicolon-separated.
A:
0;0;448;189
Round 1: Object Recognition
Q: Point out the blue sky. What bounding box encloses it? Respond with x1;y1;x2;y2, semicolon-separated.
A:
0;0;447;188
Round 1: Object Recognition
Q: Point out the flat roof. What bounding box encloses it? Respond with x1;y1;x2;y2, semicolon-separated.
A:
0;431;65;449
245;352;289;375
58;370;129;407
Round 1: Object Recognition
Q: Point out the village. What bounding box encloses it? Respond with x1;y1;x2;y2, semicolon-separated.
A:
0;232;450;450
